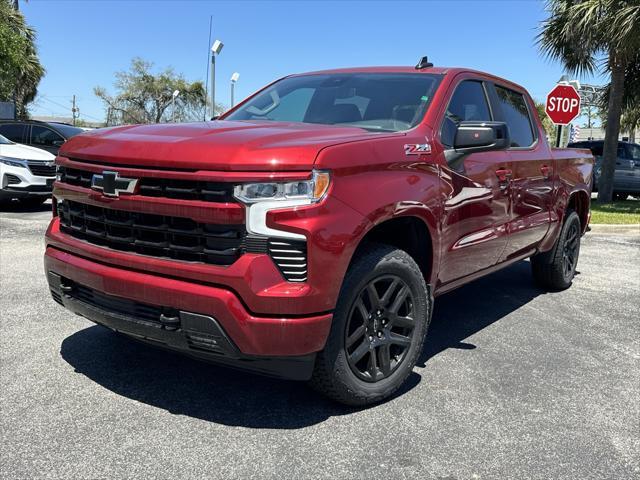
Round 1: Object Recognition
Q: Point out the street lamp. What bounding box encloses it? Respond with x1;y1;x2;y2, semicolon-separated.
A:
230;72;240;107
210;39;224;119
171;89;180;123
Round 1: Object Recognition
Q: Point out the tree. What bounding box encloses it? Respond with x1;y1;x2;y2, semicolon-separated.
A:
95;58;217;125
537;0;640;204
534;100;556;141
0;0;45;118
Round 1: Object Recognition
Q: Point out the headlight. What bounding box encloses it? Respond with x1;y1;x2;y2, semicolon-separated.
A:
234;170;331;240
234;170;330;203
0;156;28;168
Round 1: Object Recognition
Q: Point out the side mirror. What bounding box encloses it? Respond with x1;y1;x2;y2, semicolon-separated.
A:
454;121;509;153
210;116;219;121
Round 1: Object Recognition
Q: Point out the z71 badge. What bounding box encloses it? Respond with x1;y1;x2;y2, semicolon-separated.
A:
404;143;432;155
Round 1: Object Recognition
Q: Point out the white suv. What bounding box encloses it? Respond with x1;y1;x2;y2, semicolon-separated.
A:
0;134;56;207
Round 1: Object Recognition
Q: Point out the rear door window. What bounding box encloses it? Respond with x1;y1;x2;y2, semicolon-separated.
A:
30;125;64;147
494;86;535;147
441;80;492;148
0;123;25;143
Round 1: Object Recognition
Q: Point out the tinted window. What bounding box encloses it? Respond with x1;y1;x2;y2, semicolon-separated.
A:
441;80;491;148
225;73;441;132
626;144;640;161
495;86;534;147
0;124;25;143
49;123;83;138
30;125;64;147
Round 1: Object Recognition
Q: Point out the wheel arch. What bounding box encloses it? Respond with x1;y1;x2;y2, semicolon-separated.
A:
347;211;437;286
566;189;590;233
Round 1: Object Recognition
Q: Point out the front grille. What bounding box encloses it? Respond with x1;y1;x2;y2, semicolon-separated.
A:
58;166;236;203
58;200;245;265
268;239;307;282
28;162;56;177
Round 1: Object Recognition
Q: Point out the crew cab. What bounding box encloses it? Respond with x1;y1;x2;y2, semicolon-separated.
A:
44;61;593;405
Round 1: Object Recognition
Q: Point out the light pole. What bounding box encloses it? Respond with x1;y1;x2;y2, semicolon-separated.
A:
211;39;224;119
230;72;239;107
171;89;180;122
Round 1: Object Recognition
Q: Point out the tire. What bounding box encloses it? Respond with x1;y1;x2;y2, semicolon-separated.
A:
18;197;46;207
531;210;581;291
309;244;431;406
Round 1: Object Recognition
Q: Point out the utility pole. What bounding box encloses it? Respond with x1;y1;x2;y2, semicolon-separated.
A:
71;95;79;126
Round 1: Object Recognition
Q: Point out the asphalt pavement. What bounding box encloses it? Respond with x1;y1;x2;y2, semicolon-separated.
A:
1;202;638;479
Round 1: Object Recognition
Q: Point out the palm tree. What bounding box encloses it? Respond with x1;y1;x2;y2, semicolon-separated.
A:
0;0;45;117
537;0;640;204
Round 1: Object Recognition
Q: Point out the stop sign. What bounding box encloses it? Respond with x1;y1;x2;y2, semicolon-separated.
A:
546;84;581;125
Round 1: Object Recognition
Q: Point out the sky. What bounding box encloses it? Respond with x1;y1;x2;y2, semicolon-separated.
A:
21;0;607;124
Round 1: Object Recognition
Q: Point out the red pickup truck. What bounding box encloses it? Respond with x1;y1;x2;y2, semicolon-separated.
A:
45;61;593;405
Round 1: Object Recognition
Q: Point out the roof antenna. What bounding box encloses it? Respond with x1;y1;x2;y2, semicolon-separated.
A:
415;56;434;69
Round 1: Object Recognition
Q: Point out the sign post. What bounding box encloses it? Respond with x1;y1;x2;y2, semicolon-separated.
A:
545;84;582;147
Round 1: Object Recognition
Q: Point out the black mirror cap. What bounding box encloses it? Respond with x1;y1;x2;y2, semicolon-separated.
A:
454;121;510;153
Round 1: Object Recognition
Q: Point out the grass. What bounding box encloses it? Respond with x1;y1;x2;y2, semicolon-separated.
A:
590;198;640;224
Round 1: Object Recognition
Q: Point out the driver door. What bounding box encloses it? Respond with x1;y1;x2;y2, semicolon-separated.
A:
437;79;511;285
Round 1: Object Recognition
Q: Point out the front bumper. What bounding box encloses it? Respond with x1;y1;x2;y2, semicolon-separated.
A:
45;246;332;380
0;163;54;199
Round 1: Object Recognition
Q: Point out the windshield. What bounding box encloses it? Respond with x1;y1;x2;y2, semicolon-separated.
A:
49;123;84;138
0;134;13;145
224;73;442;132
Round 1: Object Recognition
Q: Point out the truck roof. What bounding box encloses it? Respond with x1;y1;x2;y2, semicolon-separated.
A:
290;66;529;95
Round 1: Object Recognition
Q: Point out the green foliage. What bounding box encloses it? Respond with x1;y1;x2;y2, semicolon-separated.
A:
590;199;640;224
537;0;640;75
94;58;215;125
534;100;556;141
0;0;45;118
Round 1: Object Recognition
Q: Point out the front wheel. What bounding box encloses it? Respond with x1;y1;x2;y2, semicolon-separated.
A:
531;210;581;290
309;244;431;406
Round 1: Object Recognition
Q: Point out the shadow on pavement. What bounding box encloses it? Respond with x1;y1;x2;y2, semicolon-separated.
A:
418;260;543;367
0;199;52;213
60;260;542;428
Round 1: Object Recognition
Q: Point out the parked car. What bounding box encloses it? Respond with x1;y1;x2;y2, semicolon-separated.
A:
0;120;84;156
44;61;593;405
0;133;56;206
568;140;640;200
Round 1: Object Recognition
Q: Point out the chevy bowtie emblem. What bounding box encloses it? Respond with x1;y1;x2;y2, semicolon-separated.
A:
91;171;138;197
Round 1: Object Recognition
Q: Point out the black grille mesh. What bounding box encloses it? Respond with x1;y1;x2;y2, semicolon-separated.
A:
58;200;245;265
58;166;235;203
28;162;56;177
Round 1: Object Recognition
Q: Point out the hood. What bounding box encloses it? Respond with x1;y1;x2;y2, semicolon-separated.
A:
59;120;397;171
0;143;55;161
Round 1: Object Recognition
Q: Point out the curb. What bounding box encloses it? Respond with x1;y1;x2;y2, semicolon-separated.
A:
588;224;640;234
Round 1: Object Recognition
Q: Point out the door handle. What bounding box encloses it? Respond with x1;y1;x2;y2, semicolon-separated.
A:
540;165;552;179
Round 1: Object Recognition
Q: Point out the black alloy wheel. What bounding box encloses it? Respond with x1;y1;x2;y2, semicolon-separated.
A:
562;220;580;280
344;275;416;382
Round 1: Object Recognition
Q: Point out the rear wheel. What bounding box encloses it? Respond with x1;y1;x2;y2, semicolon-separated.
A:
531;210;581;290
309;244;431;406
